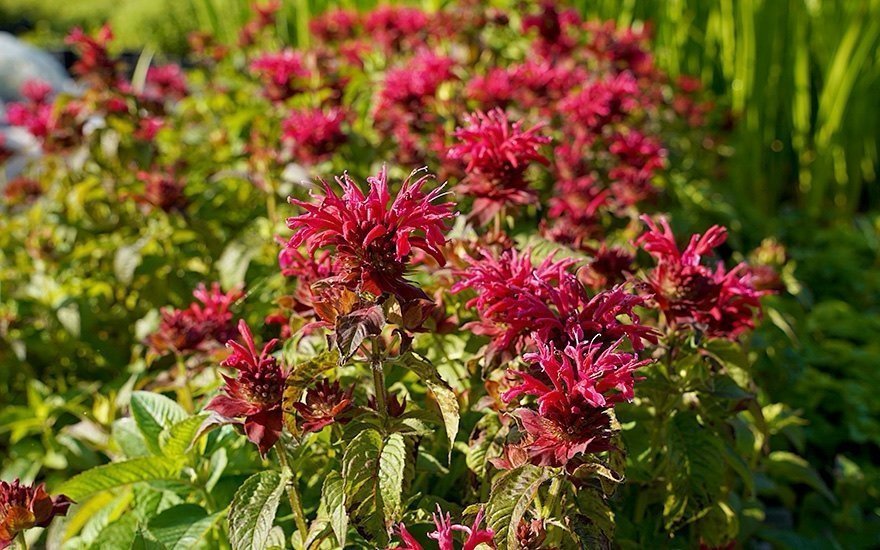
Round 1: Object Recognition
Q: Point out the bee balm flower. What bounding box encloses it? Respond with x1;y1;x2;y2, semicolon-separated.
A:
0;480;71;550
207;320;287;455
285;165;455;302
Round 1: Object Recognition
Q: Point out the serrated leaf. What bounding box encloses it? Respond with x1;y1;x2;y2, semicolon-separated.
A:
147;503;220;550
265;525;286;549
400;354;460;451
342;429;387;545
322;471;347;548
58;457;183;501
112;417;150;458
130;392;188;455
160;414;209;457
486;464;550;549
572;489;615;550
229;471;288;550
767;451;836;503
467;414;503;477
379;433;407;526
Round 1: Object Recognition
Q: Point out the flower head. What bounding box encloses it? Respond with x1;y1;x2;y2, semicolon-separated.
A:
281;107;347;165
250;49;310;101
148;283;242;357
285;166;455;302
207;320;287;455
392;506;495;550
364;5;430;52
636;215;765;338
447;109;550;224
0;480;71;549
65;25;118;86
143;64;188;101
291;379;354;433
135;169;187;213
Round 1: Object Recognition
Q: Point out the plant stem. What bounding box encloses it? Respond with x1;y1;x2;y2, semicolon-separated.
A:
544;475;564;517
13;534;27;550
371;338;387;416
277;446;309;544
175;354;194;413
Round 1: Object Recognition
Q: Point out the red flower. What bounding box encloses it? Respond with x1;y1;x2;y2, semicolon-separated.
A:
148;283;242;356
250;49;310;101
522;0;582;58
281;107;347;165
506;339;649;410
636;215;765;338
207;320;287;455
392;506;496;550
134;116;165;142
454;248;654;359
310;8;361;42
5;80;53;139
447;109;550;224
542;176;610;248
0;480;71;550
364;5;430;52
607;130;666;206
285;165;455;302
291;379;354;433
65;25;119;86
238;0;282;46
3;177;44;207
143;64;188;101
512;401;615;468
135;169;187;212
558;72;640;134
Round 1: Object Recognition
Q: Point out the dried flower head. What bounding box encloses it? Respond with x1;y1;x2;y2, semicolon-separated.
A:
0;480;71;550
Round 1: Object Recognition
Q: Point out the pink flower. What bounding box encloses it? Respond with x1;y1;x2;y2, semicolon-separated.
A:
636;215;765;338
310;8;361;42
506;339;649;409
607;130;666;206
21;80;53;104
447;109;550;224
0;480;71;550
543;176;610;248
238;0;282;46
558;72;640;134
285;165;455;302
148;283;242;356
207;320;287;455
510;402;616;468
522;0;582;58
135;168;187;212
65;25;119;86
144;64;188;101
135;116;165;142
364;5;430;51
392;506;495;550
375;50;456;119
250;49;310;101
281;107;347;165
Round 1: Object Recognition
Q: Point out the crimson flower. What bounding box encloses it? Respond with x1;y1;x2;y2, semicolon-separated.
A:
558;72;640;134
522;0;582;58
512;401;616;468
143;64;188;101
291;379;354;433
135;169;187;213
207;320;287;455
393;506;495;550
310;8;361;42
0;480;71;550
148;283;242;357
65;25;119;86
636;215;765;338
447;109;550;224
281;107;347;165
506;339;649;410
364;5;430;52
285;165;455;302
250;49;311;101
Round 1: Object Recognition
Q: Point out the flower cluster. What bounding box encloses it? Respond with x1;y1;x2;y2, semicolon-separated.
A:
5;80;54;139
447;109;550;224
281;107;347;165
249;49;311;102
147;283;242;357
65;24;118;86
0;480;71;550
135;168;188;212
285;166;455;303
635;215;766;338
455;247;655;468
207;320;287;455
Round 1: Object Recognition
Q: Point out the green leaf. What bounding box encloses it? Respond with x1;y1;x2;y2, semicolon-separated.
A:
400;354;460;451
322;471;347;548
486;464;550;550
265;525;286;549
160;414;209;457
342;428;387;545
767;451;836;503
379;433;407;526
466;413;503;477
572;488;615;550
228;471;288;550
130;392;188;455
148;504;221;550
58;457;183;501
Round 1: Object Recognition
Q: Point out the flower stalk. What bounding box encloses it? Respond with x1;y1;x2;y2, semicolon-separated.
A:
276;446;308;544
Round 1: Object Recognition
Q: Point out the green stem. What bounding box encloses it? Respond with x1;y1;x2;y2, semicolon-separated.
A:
277;447;309;544
371;338;387;417
175;354;194;413
544;476;564;518
13;534;27;550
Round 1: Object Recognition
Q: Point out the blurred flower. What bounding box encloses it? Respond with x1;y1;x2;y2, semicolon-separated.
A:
447;108;550;224
291;379;354;432
250;49;311;101
281;107;347;165
239;0;282;46
364;5;430;52
135;169;187;212
148;283;242;356
285;165;455;302
65;25;119;86
310;8;361;42
579;245;635;289
515;518;547;550
143;64;188;101
3;177;44;207
0;480;71;550
207;319;287;455
522;0;582;58
134;116;165;141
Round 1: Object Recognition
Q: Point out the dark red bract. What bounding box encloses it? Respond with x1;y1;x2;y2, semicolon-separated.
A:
0;480;71;550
